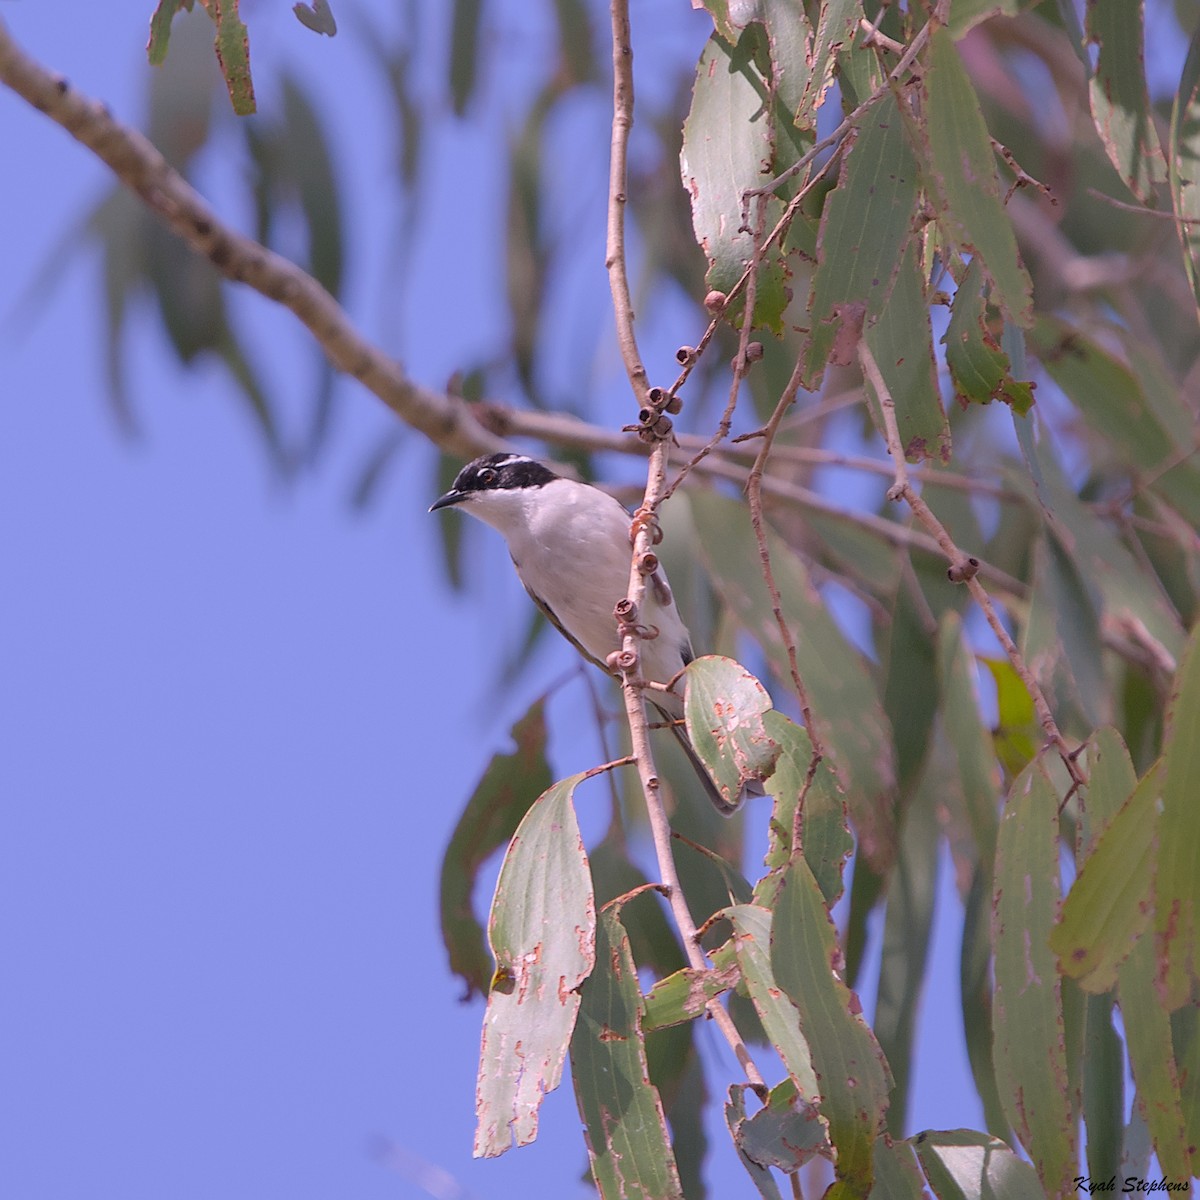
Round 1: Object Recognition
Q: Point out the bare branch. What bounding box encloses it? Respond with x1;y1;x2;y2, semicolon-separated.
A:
745;354;825;752
859;336;1084;788
0;18;503;461
605;0;648;403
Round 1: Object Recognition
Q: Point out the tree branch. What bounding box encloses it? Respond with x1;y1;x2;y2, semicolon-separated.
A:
0;18;503;461
858;336;1084;789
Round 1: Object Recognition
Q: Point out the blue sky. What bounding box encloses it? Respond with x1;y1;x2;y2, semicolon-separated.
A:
1;4;991;1197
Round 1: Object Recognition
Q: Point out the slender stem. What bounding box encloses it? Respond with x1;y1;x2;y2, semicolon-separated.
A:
859;337;1084;788
605;0;648;402
745;354;825;752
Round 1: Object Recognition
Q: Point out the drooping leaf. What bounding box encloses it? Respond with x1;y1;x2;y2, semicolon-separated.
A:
570;906;683;1199
439;699;552;996
961;863;1010;1141
692;492;897;870
862;236;950;462
805;88;921;385
1081;992;1125;1184
725;1085;786;1200
211;0;256;115
991;758;1076;1195
680;32;791;329
875;774;940;1136
474;772;594;1157
449;0;483;115
798;0;861;129
1154;623;1200;1011
733;1078;827;1174
943;258;1035;414
1085;0;1167;203
936;614;1001;868
147;0;192;64
292;0;337;36
919;27;1033;325
1030;317;1200;528
1169;25;1200;313
729;903;820;1102
1024;531;1108;731
683;655;780;810
1118;931;1193;1179
1051;758;1159;993
771;858;892;1195
912;1129;1043;1198
757;711;852;909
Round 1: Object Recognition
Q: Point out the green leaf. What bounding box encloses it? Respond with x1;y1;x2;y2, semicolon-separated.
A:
692;492;897;870
1082;993;1125;1183
147;0;191;65
920;27;1032;325
936;613;1001;868
1024;532;1108;730
641;964;738;1033
948;0;1019;39
863;236;951;462
680;32;790;328
1117;931;1192;1179
981;657;1039;779
868;1135;929;1198
439;701;551;993
725;1085;786;1200
1086;0;1167;203
212;0;257;116
1169;26;1200;313
757;711;852;908
1021;454;1187;665
570;906;683;1199
1173;1003;1200;1175
449;0;483;115
282;75;344;298
771;858;892;1195
805;88;921;384
683;655;781;808
879;580;939;796
798;0;861;129
991;758;1076;1195
943;258;1035;414
1030;317;1200;528
292;0;337;36
961;864;1010;1140
728;903;820;1102
733;1079;827;1173
875;776;940;1136
912;1129;1043;1198
473;772;594;1157
1051;752;1159;993
1155;623;1200;1010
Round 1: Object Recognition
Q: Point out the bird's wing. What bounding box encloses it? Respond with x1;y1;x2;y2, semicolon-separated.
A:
519;579;615;677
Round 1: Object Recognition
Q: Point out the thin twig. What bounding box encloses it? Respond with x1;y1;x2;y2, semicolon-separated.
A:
745;354;825;751
616;443;766;1092
858;337;1084;789
606;0;764;1093
0;19;503;461
605;0;648;402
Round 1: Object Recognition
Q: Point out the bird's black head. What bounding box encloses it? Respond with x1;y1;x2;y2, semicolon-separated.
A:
429;453;559;512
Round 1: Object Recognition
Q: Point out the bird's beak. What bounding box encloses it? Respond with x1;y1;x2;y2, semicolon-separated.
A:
429;489;466;513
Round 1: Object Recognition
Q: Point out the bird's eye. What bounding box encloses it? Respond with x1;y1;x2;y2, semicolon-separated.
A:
478;468;497;485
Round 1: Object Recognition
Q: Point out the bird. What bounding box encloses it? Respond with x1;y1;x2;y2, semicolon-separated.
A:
430;452;752;815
